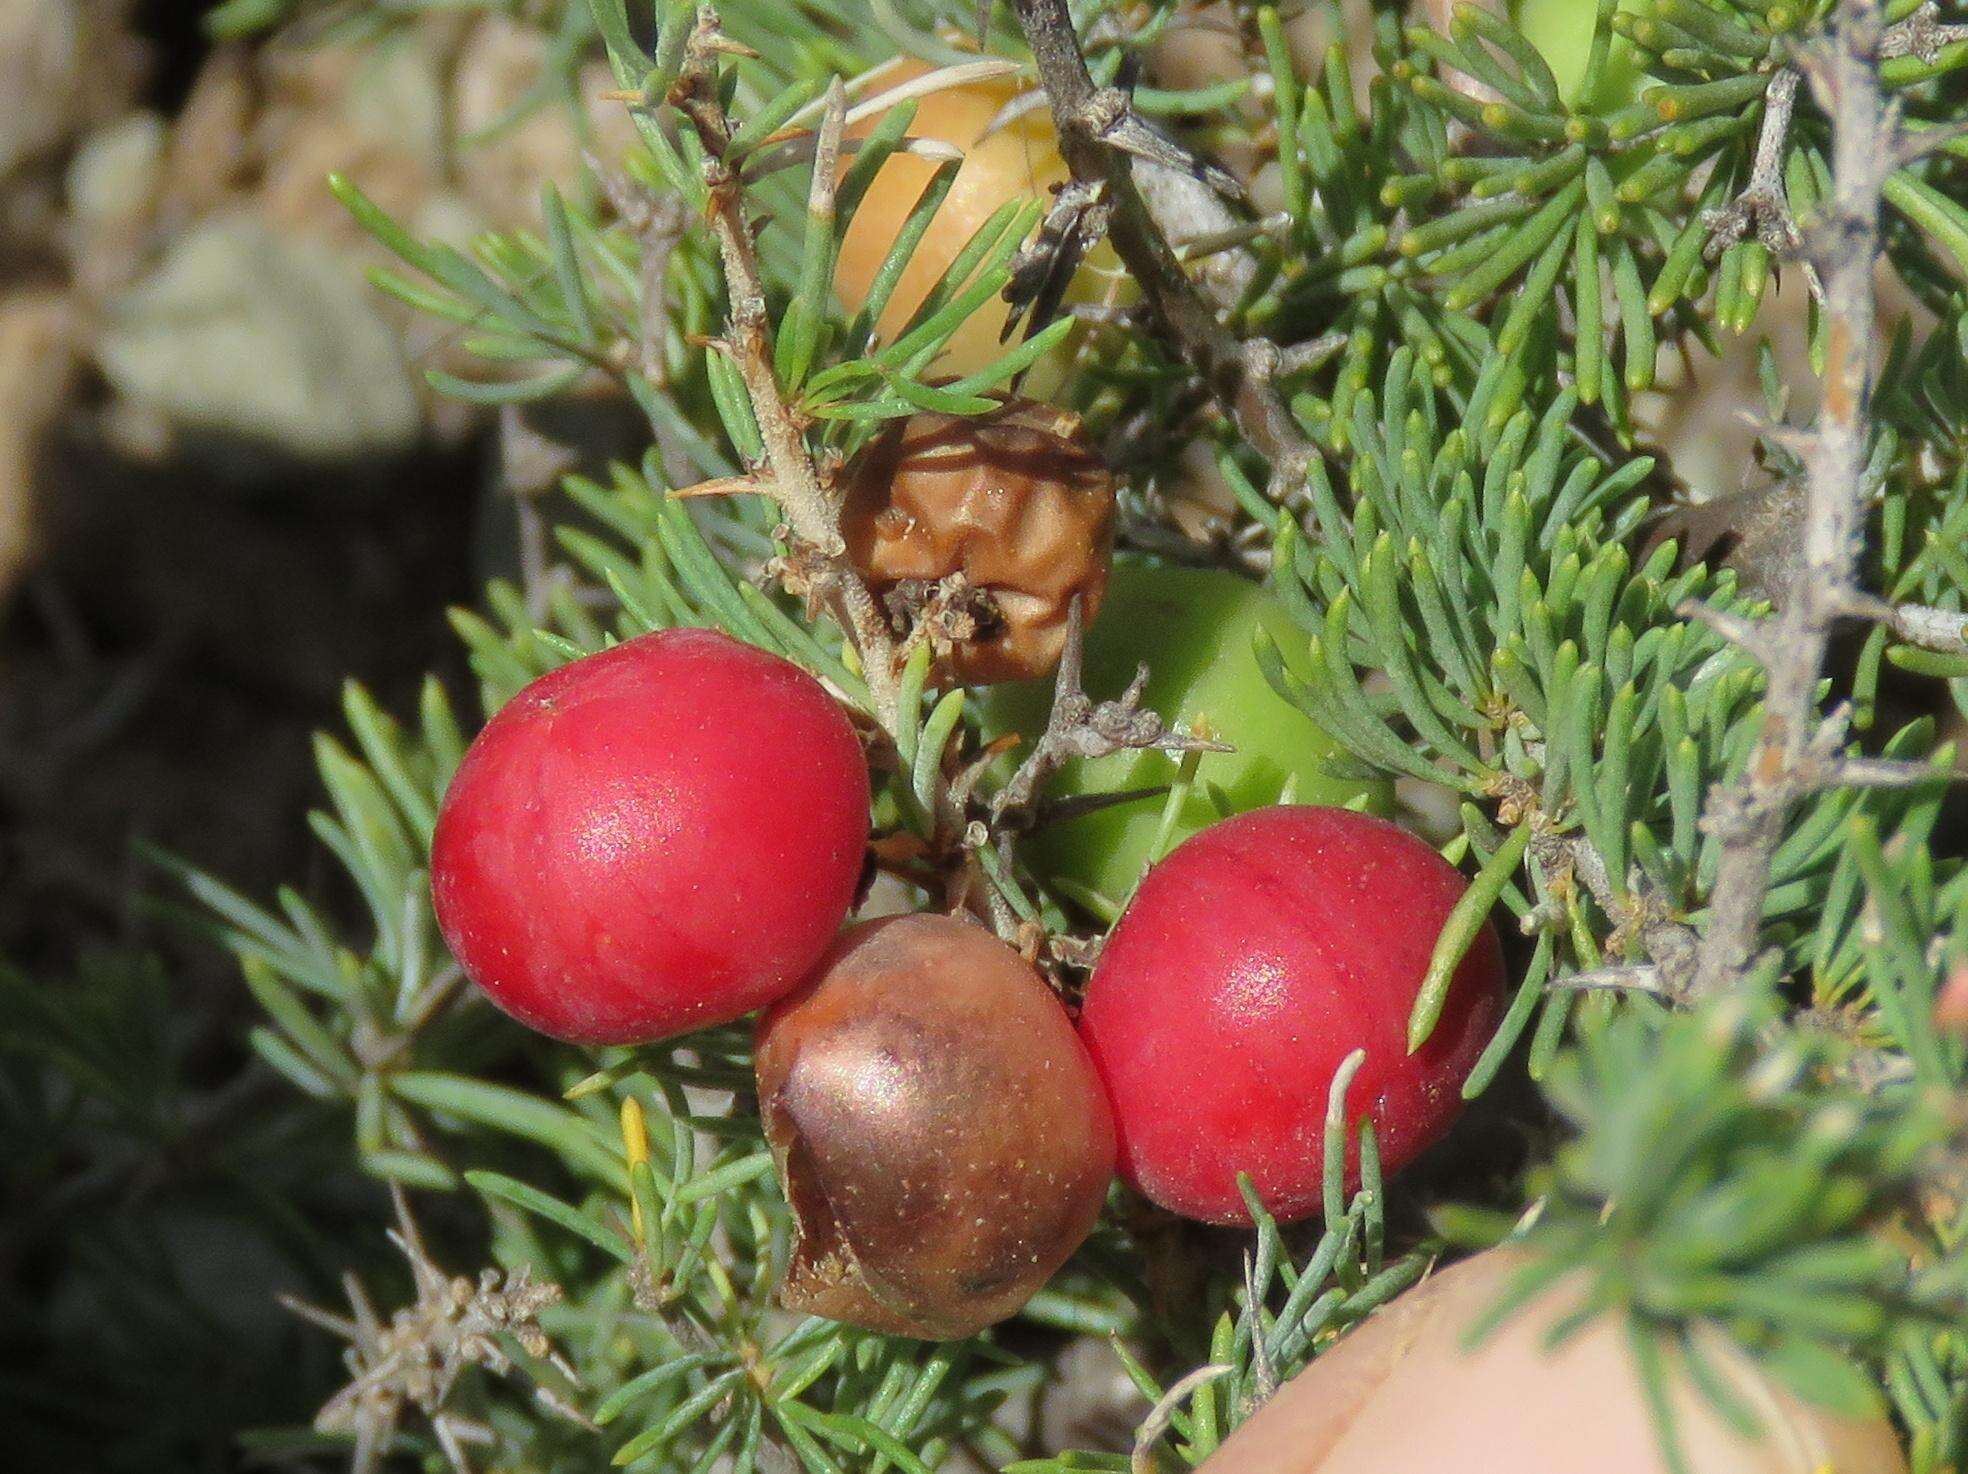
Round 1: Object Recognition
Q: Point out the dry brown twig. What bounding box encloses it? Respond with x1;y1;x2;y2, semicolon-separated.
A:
643;11;905;727
281;1185;587;1474
1686;0;1908;996
1009;0;1318;489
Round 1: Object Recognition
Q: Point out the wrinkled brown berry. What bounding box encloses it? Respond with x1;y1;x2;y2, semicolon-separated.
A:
841;400;1117;685
753;914;1116;1339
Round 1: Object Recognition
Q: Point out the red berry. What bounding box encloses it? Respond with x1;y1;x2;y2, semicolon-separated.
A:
1079;806;1504;1225
431;629;870;1045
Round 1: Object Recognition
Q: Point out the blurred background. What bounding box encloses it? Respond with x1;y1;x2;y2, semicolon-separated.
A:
0;3;643;1465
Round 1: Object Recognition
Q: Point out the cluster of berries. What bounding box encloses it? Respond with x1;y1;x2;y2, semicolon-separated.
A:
432;370;1501;1340
431;619;1500;1338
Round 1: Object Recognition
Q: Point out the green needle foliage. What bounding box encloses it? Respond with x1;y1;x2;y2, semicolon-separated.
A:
1440;989;1966;1472
125;0;1968;1468
0;956;363;1470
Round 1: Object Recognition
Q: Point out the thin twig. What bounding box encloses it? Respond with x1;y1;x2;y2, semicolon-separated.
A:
1276;332;1350;378
1705;67;1807;264
667;11;903;726
1827;756;1953;790
976;599;1229;925
1243;1251;1279;1403
1879;1;1968;62
590;153;694;488
498;406;581;621
1894;116;1968;166
283;1187;585;1474
1132;1365;1233;1474
1533;831;1700;999
1009;0;1318;486
1548;964;1672;997
1690;0;1898;997
1679;596;1782;665
1702;0;1968;258
1837;590;1968;653
990;600;1232;823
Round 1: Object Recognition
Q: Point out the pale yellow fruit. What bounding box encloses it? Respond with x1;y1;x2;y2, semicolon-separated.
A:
837;66;1072;377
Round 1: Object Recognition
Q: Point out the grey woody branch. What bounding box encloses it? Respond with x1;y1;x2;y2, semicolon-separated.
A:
1879;1;1968;61
1548;964;1673;998
667;13;903;727
1009;0;1318;485
1688;0;1900;997
1532;830;1701;1000
1705;67;1807;264
1704;0;1962;280
992;599;1232;824
1839;590;1968;654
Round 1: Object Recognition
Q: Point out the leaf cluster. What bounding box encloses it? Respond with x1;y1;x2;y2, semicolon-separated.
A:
158;0;1968;1470
1444;991;1967;1473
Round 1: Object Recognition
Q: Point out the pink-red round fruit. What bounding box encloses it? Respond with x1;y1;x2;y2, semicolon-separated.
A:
1078;806;1504;1225
430;629;870;1046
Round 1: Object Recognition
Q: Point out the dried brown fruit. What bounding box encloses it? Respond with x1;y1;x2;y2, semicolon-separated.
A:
841;400;1117;685
754;913;1116;1340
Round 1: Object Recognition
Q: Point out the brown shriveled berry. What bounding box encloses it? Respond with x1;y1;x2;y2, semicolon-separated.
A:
753;914;1116;1340
840;400;1116;685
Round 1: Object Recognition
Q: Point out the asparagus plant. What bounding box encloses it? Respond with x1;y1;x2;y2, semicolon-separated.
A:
154;0;1968;1469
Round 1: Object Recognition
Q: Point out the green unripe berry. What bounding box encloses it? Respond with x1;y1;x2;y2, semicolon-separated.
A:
980;562;1392;910
1512;0;1650;113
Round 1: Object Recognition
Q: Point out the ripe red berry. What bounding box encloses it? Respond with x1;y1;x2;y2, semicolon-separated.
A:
1078;806;1505;1225
431;629;870;1046
754;914;1116;1339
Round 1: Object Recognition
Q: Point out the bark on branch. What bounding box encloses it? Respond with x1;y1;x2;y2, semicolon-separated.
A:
1689;0;1899;996
1009;0;1318;486
668;15;903;726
